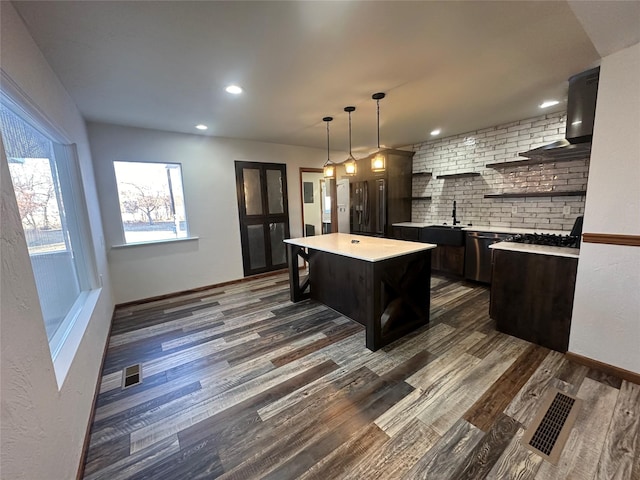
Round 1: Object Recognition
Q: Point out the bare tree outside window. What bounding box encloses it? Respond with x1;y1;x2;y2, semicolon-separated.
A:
114;161;189;243
8;157;66;253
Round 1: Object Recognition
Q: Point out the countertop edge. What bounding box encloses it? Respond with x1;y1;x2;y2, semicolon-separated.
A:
392;222;571;236
285;233;437;262
489;242;579;259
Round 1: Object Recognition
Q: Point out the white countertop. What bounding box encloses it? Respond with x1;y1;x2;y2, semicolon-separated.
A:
393;222;432;228
490;242;580;259
285;233;436;262
392;222;570;236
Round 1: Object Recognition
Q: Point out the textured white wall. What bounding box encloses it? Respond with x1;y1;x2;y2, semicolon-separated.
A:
411;112;588;231
88;122;327;304
0;3;113;479
570;42;640;373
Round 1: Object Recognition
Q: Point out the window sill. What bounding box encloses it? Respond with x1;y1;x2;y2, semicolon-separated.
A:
111;236;199;249
52;288;101;390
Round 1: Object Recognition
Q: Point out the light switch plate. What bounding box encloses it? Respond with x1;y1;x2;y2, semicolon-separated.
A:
563;205;571;215
512;205;518;214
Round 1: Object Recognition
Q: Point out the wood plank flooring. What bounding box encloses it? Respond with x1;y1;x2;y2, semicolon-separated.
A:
83;273;640;480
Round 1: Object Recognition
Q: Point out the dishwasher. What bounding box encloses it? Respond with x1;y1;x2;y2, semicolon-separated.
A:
464;231;509;283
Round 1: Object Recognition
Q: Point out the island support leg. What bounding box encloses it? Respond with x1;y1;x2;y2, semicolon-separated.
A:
286;244;310;302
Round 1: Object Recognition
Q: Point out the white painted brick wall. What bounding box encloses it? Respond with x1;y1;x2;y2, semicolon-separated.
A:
410;112;588;231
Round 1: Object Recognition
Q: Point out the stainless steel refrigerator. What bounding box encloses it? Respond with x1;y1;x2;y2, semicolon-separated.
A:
351;179;386;236
349;149;414;238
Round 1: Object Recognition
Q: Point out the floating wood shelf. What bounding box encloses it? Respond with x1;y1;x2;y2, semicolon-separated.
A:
410;196;432;201
412;172;433;177
484;190;587;199
436;172;481;179
486;157;584;168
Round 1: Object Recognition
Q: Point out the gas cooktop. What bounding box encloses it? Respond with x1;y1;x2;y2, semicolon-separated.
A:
504;233;580;248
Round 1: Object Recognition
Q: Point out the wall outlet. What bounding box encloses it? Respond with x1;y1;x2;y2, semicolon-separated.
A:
563;205;571;215
511;205;518;214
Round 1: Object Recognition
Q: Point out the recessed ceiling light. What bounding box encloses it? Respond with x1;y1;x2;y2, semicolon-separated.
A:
225;85;243;95
195;124;208;130
539;100;560;109
430;129;441;136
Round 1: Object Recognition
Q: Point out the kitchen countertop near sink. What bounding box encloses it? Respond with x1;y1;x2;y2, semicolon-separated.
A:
392;222;571;236
489;242;579;259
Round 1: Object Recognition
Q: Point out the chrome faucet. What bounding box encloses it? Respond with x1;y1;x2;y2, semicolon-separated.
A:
452;200;460;225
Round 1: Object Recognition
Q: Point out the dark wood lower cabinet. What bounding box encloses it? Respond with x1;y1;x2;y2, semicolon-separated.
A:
392;226;421;242
490;249;578;352
392;228;465;277
431;245;465;277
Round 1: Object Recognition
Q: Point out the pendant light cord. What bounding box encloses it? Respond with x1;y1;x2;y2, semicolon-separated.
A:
348;111;353;156
376;98;381;149
326;120;330;162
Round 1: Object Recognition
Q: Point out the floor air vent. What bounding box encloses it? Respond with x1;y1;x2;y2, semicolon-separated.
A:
521;388;581;464
122;364;142;389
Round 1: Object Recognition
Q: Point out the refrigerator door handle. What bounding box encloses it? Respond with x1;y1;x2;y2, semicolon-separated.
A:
377;179;386;235
363;181;369;226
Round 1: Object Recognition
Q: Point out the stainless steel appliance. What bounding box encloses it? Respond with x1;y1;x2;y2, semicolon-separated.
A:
504;232;580;248
350;178;386;236
464;231;509;283
520;67;599;161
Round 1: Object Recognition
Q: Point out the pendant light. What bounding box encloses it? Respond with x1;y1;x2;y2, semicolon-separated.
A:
371;92;386;173
322;116;335;178
342;106;358;176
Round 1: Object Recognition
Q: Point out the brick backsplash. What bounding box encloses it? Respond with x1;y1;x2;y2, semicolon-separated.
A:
410;112;588;231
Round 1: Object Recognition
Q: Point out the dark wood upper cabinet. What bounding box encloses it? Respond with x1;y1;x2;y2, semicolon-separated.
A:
349;149;413;238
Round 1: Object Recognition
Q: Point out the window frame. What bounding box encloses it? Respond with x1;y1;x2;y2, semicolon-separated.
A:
1;80;100;388
112;160;192;246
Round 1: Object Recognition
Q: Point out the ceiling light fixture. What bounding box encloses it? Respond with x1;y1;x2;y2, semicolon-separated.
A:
342;106;357;176
539;100;559;109
322;116;335;179
195;124;208;130
371;92;386;173
225;85;243;95
430;129;441;136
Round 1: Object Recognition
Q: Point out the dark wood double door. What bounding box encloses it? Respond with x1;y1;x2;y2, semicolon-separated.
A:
235;161;290;276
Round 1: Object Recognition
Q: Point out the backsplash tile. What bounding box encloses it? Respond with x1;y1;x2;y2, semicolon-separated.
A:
410;112;588;231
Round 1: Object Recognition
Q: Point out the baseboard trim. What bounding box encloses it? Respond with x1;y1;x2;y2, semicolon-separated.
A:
115;268;290;308
582;233;640;247
76;307;115;480
565;352;640;385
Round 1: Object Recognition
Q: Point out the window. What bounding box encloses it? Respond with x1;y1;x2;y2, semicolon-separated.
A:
1;102;96;358
113;161;189;244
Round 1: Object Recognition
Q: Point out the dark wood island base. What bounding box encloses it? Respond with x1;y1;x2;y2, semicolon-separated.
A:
286;234;435;351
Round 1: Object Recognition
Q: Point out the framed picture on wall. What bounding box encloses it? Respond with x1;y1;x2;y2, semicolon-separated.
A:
303;181;314;203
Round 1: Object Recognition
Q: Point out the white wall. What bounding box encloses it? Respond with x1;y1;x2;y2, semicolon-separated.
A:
0;3;113;479
570;42;640;374
88;122;327;303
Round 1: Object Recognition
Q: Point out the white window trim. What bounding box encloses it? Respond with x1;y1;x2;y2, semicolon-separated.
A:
52;288;101;389
1;69;103;389
111;236;199;249
113;160;192;246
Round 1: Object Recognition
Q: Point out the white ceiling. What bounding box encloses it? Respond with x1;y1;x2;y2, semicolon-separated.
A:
10;1;640;155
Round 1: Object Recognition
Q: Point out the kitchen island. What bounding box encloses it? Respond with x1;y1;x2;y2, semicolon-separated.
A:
285;233;436;351
489;241;579;352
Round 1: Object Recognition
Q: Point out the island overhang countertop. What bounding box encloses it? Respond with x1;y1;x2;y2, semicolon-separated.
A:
284;233;436;262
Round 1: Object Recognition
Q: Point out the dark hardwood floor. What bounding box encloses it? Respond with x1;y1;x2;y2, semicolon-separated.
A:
83;273;640;479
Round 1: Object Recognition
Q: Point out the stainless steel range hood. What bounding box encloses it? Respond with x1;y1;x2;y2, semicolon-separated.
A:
520;67;600;160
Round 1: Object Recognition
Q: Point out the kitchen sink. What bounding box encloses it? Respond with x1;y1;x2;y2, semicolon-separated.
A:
420;225;465;246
